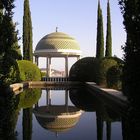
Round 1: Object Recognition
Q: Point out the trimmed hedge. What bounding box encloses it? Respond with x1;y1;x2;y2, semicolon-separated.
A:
97;57;123;88
107;65;122;90
69;56;123;90
97;57;117;86
17;60;41;81
69;57;100;82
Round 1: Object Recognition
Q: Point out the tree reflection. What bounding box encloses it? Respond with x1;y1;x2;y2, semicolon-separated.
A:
0;87;19;140
96;112;103;140
20;88;41;140
106;121;111;140
23;108;32;140
69;87;120;140
122;105;140;140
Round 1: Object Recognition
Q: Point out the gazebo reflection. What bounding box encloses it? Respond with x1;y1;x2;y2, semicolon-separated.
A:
33;90;82;136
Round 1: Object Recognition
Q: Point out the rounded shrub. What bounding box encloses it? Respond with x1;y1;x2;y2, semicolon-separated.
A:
69;57;100;82
112;56;124;65
107;65;123;90
97;57;120;86
17;60;41;81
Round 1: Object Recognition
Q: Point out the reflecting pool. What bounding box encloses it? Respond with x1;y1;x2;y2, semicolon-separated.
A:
0;86;123;140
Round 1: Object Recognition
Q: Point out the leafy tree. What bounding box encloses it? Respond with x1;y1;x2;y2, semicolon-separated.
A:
0;0;21;85
22;0;34;135
23;0;33;62
96;0;104;59
119;1;140;139
105;0;112;57
118;0;140;99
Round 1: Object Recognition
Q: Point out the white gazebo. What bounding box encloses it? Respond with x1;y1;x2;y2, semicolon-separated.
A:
34;29;81;78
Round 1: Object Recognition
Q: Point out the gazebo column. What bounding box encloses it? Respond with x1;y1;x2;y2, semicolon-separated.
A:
35;56;39;66
77;56;80;61
46;90;51;106
46;57;49;77
65;90;69;112
46;57;51;77
65;56;68;77
48;57;52;77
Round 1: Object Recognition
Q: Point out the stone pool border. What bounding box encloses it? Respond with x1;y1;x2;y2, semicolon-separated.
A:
10;81;129;115
10;82;29;92
10;81;128;103
85;82;129;117
10;81;81;92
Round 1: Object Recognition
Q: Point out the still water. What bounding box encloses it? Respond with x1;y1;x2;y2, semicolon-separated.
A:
0;86;123;140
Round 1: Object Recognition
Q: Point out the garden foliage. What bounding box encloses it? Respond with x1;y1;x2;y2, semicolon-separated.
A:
17;60;41;81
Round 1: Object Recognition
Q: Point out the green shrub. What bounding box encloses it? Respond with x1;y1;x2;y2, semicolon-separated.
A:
107;65;122;90
17;60;41;81
97;57;118;86
69;57;100;82
69;56;123;89
97;57;124;89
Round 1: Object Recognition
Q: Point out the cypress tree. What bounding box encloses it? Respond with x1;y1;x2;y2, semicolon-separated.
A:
96;0;104;59
23;0;33;135
105;0;112;57
119;1;140;139
0;1;3;17
119;0;140;99
23;0;33;62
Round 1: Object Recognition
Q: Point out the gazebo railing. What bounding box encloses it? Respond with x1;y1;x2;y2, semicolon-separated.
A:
42;77;70;82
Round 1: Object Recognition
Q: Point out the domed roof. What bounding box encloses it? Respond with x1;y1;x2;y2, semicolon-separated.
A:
34;31;81;57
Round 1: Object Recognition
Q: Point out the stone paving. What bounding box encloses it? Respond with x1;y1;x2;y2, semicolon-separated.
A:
86;82;128;103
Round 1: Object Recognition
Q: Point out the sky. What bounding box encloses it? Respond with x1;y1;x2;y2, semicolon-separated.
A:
13;0;126;71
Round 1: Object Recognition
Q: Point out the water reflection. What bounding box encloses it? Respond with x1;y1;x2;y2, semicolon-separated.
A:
0;89;19;140
1;85;140;140
69;87;121;140
21;89;41;140
121;104;140;140
22;108;32;140
33;90;82;136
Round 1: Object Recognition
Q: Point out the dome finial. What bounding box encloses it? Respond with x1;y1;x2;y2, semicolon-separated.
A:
56;27;58;32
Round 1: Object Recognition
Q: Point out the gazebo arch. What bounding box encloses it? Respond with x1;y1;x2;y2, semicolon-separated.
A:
34;30;81;78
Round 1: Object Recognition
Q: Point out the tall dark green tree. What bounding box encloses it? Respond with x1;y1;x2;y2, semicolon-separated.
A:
105;0;112;57
23;0;33;62
118;0;140;100
96;0;104;59
119;1;140;139
23;0;33;133
0;0;21;85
